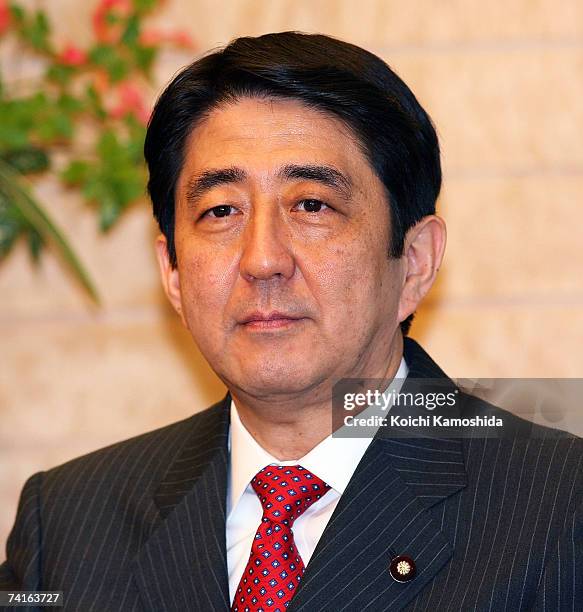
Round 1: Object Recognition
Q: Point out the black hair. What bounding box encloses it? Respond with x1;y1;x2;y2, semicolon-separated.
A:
144;32;441;335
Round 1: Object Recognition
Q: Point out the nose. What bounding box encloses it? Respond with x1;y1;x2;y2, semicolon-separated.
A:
239;204;295;282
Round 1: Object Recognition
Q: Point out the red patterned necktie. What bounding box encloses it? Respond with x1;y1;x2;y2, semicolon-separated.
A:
231;465;331;612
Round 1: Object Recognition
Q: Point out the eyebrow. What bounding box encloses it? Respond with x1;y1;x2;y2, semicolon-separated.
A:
184;163;353;206
279;164;353;199
185;167;246;206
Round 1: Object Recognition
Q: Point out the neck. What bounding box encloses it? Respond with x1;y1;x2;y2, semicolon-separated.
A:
230;333;404;460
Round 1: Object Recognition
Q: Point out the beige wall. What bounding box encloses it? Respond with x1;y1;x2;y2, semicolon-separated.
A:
2;0;582;550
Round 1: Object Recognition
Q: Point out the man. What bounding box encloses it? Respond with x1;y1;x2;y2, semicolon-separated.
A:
1;32;581;611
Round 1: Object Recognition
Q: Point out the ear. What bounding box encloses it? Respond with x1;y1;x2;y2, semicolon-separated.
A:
155;234;186;326
397;215;446;324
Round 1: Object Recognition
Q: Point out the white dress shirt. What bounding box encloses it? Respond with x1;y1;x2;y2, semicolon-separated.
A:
226;358;408;603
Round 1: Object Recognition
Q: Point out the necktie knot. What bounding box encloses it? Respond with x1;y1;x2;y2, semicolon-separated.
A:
251;464;330;526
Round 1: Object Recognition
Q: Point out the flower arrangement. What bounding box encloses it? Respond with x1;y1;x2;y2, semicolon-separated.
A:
0;0;194;300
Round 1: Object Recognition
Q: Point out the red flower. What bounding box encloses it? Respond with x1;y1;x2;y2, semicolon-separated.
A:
58;45;88;66
109;82;150;125
92;0;131;44
168;30;195;48
139;28;195;49
138;28;164;46
0;0;11;35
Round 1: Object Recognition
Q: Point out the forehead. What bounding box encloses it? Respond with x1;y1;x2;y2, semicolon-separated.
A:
178;97;377;186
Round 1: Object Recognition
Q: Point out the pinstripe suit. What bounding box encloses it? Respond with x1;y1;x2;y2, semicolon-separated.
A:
1;338;582;611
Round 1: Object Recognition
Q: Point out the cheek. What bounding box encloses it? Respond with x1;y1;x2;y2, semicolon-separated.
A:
305;228;398;335
177;248;235;323
310;243;384;316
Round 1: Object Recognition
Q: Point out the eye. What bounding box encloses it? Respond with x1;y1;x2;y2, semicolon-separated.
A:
202;204;235;218
295;199;329;213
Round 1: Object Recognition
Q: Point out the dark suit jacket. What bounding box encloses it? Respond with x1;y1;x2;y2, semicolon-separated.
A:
1;338;582;611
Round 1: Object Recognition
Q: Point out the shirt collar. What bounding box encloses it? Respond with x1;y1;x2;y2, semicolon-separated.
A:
227;357;408;518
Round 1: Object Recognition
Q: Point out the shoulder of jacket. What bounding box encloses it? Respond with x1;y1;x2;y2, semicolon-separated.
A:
40;395;228;491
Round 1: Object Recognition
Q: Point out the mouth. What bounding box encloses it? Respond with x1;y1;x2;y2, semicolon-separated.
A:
239;311;308;330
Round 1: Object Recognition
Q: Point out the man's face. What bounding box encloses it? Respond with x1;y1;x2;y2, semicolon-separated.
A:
160;97;406;399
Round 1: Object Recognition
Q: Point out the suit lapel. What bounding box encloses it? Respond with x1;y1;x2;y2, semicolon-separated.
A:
132;395;231;612
289;338;468;611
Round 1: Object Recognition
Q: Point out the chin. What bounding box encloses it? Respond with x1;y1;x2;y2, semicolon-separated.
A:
229;357;330;398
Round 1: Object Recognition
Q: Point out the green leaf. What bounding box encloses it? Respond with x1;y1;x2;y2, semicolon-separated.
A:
0;191;23;258
0;91;80;148
57;93;85;114
26;11;51;53
1;147;50;174
27;227;44;261
99;196;122;231
82;177;108;204
8;4;25;25
122;14;140;46
61;160;91;185
85;85;107;120
0;126;30;150
0;93;48;148
125;122;147;163
133;45;157;74
133;0;157;14
0;158;99;302
36;112;73;142
70;128;147;232
46;64;75;86
0;224;20;258
89;44;129;82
